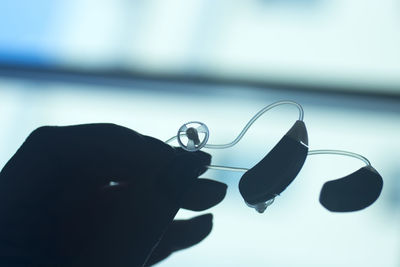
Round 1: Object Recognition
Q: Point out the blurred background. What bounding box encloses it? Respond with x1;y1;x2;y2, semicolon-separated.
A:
0;0;399;266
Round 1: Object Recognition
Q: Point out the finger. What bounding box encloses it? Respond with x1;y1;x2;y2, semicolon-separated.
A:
99;149;212;207
181;179;227;211
173;147;211;176
101;151;211;203
145;214;213;266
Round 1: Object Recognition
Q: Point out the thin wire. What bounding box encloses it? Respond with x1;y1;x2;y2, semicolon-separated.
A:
307;149;371;166
165;100;304;149
165;135;177;144
207;164;249;172
204;100;303;149
205;149;370;173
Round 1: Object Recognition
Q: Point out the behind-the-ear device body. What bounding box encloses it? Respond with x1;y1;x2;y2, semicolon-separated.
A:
238;120;308;213
319;166;383;212
165;100;383;213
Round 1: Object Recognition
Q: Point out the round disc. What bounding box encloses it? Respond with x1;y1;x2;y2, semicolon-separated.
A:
177;121;210;152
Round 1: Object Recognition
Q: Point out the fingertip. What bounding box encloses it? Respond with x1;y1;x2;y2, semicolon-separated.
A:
188;213;214;241
190;151;211;176
179;213;214;242
193;150;212;165
182;179;227;211
173;153;206;177
193;213;213;223
215;181;228;192
173;147;211;166
145;213;214;266
159;153;207;207
171;152;211;179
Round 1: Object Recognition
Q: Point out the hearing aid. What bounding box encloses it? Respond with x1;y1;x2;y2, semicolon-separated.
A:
165;100;383;213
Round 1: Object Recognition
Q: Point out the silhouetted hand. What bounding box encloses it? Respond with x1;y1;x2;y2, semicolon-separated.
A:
0;124;227;266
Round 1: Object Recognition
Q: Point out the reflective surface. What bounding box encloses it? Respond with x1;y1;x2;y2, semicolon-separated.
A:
1;77;399;266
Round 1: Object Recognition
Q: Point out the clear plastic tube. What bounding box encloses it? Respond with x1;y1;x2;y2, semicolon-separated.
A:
307;149;371;166
165;135;177;144
165;100;304;149
207;164;249;172
204;100;303;149
205;149;370;173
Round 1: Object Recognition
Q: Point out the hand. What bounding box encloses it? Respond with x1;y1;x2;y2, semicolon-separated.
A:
0;124;227;266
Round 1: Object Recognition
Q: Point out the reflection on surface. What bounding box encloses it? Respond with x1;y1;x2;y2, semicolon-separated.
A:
0;78;399;266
